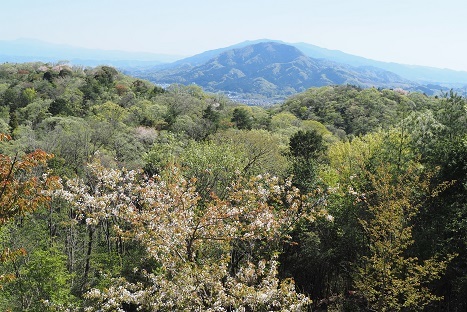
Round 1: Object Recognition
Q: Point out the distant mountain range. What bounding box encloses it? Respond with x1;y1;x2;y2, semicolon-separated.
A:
0;38;181;66
128;39;467;85
2;38;467;98
136;42;413;97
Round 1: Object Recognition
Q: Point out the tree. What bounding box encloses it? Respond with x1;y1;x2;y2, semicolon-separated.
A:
58;161;320;311
0;134;59;285
38;116;93;175
315;130;454;310
0;247;76;311
436;90;466;142
20;88;37;106
289;129;325;160
354;163;451;312
178;140;244;200
48;98;71;116
143;131;185;176
200;104;221;138
213;129;289;177
0;136;57;224
288;129;326;194
232;107;253;130
270;111;300;133
93;66;118;87
407;91;467;310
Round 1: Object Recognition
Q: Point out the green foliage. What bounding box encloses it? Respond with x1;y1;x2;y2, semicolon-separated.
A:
281;85;431;138
93;66;118;87
213;128;289;177
354;164;450;311
407;92;467;310
436;90;466;141
232;106;253;130
18;98;52;126
179;140;244;199
289;129;325;160
0;247;77;311
270;111;300;131
143;131;185;175
288;129;326;193
201;104;221;137
37;116;93;175
0;62;465;311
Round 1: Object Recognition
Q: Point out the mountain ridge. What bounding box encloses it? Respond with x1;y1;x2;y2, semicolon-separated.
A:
133;38;467;86
292;41;467;85
135;42;414;97
0;38;183;66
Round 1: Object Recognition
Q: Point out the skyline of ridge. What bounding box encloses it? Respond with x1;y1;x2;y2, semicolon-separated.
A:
3;37;467;75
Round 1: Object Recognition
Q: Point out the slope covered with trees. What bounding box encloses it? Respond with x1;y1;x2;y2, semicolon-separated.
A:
133;42;414;98
0;62;465;311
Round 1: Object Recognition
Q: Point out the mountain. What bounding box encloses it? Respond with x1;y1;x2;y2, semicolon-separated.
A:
127;39;467;88
139;42;413;97
292;42;467;85
167;39;277;67
129;39;276;74
0;38;182;66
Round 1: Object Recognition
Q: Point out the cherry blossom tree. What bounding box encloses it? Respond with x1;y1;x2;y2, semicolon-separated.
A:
58;160;326;310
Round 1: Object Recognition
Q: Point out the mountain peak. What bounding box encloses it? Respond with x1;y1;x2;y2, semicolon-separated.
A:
225;41;305;64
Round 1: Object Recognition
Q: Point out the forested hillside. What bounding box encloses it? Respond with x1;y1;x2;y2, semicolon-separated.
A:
0;62;465;311
129;42;414;99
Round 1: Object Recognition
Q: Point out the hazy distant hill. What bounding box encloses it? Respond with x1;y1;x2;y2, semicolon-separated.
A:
0;38;182;66
139;42;413;96
292;42;467;85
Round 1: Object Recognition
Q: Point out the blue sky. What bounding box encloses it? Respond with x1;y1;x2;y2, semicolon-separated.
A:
2;0;467;71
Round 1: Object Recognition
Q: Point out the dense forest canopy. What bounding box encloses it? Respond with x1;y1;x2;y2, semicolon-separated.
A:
0;62;465;311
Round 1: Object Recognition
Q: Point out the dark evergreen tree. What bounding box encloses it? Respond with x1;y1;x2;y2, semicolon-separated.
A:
288;129;325;193
231;107;253;130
